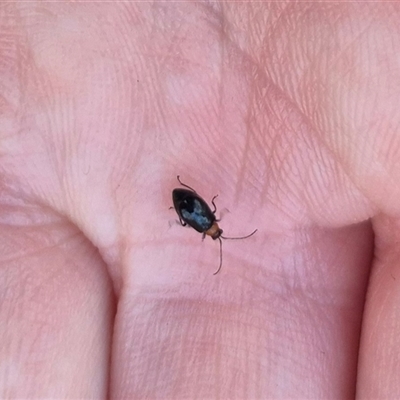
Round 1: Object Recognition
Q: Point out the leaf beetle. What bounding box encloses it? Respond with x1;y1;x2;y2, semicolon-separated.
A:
172;175;257;275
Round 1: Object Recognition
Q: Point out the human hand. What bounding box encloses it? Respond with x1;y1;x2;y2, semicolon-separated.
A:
1;2;398;398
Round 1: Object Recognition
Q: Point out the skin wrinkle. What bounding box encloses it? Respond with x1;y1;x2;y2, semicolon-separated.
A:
134;288;332;378
250;52;356;222
268;9;376;181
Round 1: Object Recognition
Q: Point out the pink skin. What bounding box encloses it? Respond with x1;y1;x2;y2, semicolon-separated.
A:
1;2;399;398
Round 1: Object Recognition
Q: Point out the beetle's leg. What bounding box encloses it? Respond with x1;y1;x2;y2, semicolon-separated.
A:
202;232;206;241
215;207;229;222
211;194;218;214
178;216;187;226
177;176;196;192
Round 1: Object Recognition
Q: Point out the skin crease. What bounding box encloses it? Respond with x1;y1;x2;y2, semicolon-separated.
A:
1;1;400;399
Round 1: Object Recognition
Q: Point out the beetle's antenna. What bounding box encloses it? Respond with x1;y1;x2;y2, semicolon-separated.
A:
220;229;258;240
214;230;257;274
177;175;196;192
213;237;223;275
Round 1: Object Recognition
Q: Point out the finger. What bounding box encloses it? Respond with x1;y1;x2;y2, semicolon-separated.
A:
0;215;114;398
111;220;373;398
357;215;400;398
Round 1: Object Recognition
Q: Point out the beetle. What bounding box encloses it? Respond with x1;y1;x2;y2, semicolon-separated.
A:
172;175;257;275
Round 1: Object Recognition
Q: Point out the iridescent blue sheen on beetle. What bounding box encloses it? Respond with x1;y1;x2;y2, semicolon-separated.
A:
172;176;257;275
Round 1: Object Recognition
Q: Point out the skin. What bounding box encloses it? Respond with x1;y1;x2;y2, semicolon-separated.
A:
0;2;399;399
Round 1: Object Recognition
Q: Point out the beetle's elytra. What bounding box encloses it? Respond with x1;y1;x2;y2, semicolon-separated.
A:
172;175;257;275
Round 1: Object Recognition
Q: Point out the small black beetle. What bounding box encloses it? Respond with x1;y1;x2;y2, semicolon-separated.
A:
172;175;257;275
